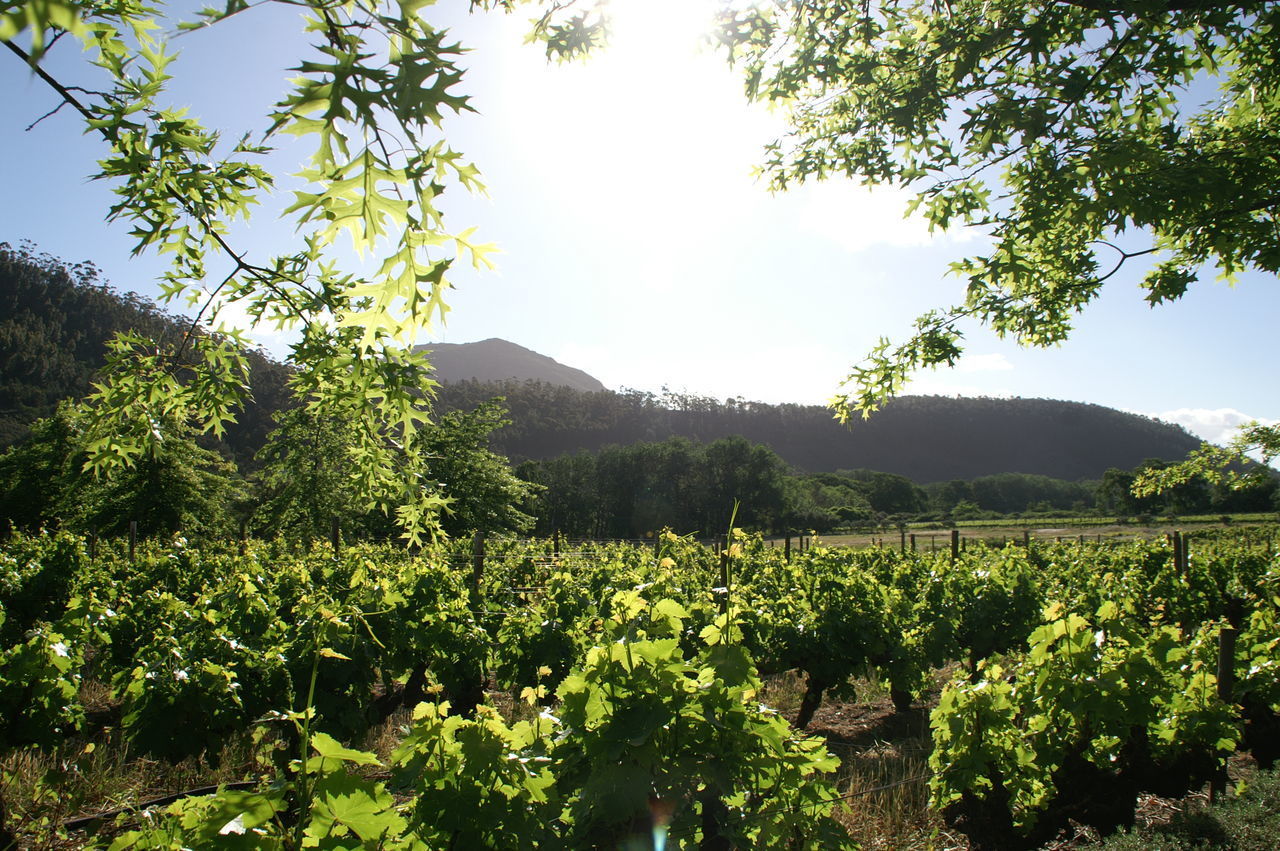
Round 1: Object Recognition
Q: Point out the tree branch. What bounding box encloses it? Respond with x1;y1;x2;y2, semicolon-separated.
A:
1055;0;1268;15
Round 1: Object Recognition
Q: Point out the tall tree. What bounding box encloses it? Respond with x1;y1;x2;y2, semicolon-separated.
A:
0;402;245;537
254;399;535;540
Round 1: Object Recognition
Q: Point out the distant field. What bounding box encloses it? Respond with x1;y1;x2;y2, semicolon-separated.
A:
774;514;1278;551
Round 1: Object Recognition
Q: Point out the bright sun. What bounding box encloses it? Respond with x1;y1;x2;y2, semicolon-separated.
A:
603;0;723;57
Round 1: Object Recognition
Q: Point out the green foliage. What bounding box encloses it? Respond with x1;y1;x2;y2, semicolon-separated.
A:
930;601;1241;848
0;596;100;751
2;0;510;542
715;1;1280;429
552;590;852;849
0;402;246;537
1;528;1277;848
255;399;536;540
518;435;790;537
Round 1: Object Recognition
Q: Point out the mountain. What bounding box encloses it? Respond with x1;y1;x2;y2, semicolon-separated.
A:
417;338;606;392
436;381;1207;483
2;243;1208;483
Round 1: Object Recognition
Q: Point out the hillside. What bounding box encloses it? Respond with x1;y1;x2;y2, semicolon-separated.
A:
417;338;605;392
436;382;1205;483
0;243;291;468
2;243;1206;482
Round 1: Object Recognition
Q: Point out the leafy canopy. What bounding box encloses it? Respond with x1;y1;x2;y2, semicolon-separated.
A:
5;0;1275;521
2;0;539;541
715;0;1279;463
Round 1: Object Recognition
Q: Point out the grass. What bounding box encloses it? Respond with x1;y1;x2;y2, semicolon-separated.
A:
759;669;955;849
794;516;1278;552
0;727;258;848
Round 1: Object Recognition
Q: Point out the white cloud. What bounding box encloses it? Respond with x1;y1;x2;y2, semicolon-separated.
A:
1145;407;1279;446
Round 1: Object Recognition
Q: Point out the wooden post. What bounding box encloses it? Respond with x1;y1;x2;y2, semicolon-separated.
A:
950;529;960;561
1212;622;1238;803
128;520;137;563
909;533;916;552
1023;529;1031;548
553;528;560;557
784;534;791;562
1169;530;1187;575
469;531;485;608
899;528;907;553
718;551;730;616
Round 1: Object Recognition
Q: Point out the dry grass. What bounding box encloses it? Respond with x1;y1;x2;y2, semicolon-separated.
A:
758;669;966;849
1;730;258;849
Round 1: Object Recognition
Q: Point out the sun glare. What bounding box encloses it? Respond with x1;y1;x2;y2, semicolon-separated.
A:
603;0;722;55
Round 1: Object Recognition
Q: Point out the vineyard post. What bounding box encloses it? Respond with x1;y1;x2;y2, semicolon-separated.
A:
718;550;730;616
1168;531;1187;575
1023;529;1031;548
553;528;560;557
1212;620;1239;802
909;533;916;552
950;529;960;561
128;519;137;563
784;534;791;562
469;531;485;609
900;528;906;552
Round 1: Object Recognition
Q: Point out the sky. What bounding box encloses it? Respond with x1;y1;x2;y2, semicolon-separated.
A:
2;0;1276;448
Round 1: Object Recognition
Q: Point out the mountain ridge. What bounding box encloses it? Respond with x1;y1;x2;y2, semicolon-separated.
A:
1;244;1207;483
416;338;605;392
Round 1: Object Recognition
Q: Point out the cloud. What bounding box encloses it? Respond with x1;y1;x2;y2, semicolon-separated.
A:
1146;407;1279;446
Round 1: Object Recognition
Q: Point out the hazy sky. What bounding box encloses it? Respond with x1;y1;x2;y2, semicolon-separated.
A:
3;0;1276;446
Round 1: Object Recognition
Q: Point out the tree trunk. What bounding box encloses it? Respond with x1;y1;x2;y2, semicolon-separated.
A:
795;674;828;730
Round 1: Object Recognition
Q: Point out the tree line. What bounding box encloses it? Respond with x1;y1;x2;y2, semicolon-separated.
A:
1;245;1273;543
513;439;1280;539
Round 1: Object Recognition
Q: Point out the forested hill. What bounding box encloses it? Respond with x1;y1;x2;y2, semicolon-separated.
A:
0;243;291;467
2;243;1203;482
436;380;1204;483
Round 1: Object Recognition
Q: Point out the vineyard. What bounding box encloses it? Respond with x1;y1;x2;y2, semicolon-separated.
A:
0;528;1277;849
